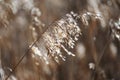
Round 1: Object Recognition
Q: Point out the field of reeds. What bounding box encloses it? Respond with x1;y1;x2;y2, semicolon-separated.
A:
0;0;120;80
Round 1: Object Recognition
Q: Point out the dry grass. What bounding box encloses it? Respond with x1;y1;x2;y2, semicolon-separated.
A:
0;0;120;80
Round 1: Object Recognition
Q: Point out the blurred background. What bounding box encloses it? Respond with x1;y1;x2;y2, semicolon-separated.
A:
0;0;120;80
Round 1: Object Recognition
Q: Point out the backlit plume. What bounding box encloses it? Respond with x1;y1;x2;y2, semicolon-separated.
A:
31;12;81;64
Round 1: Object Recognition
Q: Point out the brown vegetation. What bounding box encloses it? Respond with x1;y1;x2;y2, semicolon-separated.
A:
0;0;120;80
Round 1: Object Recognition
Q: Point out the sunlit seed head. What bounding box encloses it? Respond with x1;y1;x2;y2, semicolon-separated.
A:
89;63;95;70
31;12;81;63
